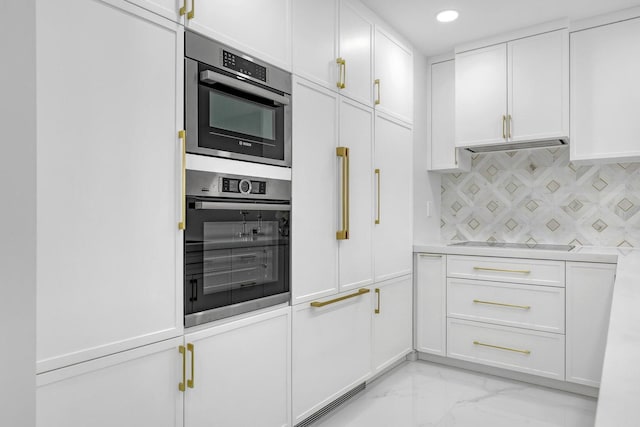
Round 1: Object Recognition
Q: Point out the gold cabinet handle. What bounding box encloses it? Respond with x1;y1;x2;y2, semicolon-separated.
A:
336;58;346;89
374;79;381;105
374;168;381;224
187;343;195;389
179;0;187;16
473;340;531;355
508;114;512;138
310;288;370;308
178;130;187;230
188;0;195;19
473;299;531;310
178;345;186;392
336;147;350;240
374;288;380;314
473;267;531;274
502;115;506;139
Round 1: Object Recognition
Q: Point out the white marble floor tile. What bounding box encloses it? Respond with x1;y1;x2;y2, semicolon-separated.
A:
313;361;596;427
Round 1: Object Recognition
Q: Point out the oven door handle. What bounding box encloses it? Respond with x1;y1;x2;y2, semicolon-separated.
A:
199;70;290;106
194;201;291;211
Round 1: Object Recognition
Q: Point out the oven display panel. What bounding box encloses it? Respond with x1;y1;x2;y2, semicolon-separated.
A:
221;177;266;195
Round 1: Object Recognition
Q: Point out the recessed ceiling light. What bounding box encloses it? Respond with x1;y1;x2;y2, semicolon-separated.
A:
436;10;459;23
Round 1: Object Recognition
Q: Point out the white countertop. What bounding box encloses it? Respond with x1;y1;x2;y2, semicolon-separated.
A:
414;242;640;426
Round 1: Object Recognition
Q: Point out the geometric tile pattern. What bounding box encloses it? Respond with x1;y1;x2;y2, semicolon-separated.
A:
440;147;640;247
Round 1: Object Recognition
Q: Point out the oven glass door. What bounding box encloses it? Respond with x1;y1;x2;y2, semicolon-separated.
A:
197;67;286;163
185;198;290;322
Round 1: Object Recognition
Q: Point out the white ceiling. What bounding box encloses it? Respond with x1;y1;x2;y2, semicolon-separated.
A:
360;0;640;57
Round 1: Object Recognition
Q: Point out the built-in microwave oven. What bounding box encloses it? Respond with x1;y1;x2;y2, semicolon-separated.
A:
185;31;292;167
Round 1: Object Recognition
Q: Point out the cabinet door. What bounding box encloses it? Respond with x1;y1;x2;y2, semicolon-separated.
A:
291;78;339;304
36;0;183;373
292;289;372;424
571;17;640;163
187;0;292;71
509;30;568;142
415;253;446;356
37;338;183;427
429;59;470;172
566;262;616;387
339;0;373;106
125;0;182;22
373;114;413;282
455;44;507;147
338;99;374;291
184;308;290;427
374;27;413;124
292;0;338;89
372;276;413;374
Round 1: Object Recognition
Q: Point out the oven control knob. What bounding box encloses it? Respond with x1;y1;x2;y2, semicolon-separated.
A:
239;179;252;195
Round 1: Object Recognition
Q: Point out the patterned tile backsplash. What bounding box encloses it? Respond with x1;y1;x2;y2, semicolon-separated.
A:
440;147;640;247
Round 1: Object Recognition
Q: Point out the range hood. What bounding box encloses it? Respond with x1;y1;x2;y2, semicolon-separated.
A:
464;138;568;153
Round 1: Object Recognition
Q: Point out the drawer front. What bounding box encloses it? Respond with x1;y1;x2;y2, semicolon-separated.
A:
447;278;565;333
447;318;565;380
447;255;565;287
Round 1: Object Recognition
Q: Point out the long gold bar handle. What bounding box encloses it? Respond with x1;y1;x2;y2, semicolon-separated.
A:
508;114;512;139
374;288;380;314
187;343;195;389
336;147;349;240
473;266;531;274
336;58;346;89
473;299;531;310
473;340;531;355
374;79;381;105
375;168;381;224
310;288;370;308
178;345;186;392
179;0;187;16
178;130;187;230
187;0;195;19
502;115;506;139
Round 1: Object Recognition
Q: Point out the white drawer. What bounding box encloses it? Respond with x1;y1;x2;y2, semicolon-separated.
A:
447;318;565;380
447;278;565;334
447;255;565;287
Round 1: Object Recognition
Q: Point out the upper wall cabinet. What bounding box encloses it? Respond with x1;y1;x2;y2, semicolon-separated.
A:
455;29;568;149
374;27;414;124
571;12;640;163
293;0;373;106
125;0;183;22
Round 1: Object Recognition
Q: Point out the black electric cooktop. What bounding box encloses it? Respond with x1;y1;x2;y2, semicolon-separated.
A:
448;241;575;251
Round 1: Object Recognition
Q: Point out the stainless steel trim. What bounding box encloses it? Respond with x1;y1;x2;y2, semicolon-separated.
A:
208;131;277;147
200;70;290;105
464;138;568;153
195;201;291;211
185;292;290;328
418;254;443;258
186;170;291;200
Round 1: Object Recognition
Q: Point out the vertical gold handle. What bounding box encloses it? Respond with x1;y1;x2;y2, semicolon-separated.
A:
454;148;458;166
336;147;350;240
508;114;512;139
187;0;195;19
178;130;186;230
375;168;381;224
502;115;506;139
178;345;186;392
187;343;195;389
374;79;381;105
179;0;187;16
375;288;380;314
336;58;346;89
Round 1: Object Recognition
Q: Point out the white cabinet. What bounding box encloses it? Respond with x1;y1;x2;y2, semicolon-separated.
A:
373;113;413;282
374;27;413;123
415;253;446;356
566;262;616;387
125;0;182;22
36;0;184;373
455;29;568;149
428;57;470;172
372;276;413;374
37;337;183;427
184;307;290;427
570;15;640;163
292;0;373;106
185;0;292;71
291;289;372;424
292;78;374;303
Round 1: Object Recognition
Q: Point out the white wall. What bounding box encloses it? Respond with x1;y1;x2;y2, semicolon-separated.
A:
413;53;442;244
0;0;36;425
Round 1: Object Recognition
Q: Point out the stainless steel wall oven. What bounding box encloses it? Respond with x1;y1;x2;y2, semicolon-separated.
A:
184;170;291;327
185;31;292;167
